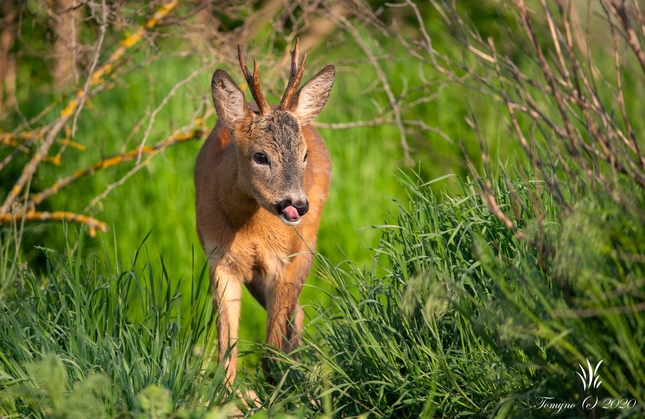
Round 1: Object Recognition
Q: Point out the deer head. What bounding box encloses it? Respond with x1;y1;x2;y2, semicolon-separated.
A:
210;40;335;226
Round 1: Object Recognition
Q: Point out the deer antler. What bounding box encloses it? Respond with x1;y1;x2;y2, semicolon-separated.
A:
238;45;271;116
279;38;307;110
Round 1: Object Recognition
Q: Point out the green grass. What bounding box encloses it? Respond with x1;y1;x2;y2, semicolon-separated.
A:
0;227;233;414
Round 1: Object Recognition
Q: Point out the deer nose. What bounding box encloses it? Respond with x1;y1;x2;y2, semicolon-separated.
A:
296;201;309;216
275;198;309;217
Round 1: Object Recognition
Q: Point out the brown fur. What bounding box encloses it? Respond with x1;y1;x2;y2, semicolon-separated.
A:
194;47;334;384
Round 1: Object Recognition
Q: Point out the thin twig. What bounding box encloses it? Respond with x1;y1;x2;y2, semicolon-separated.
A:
71;0;108;138
312;118;453;143
84;158;150;213
604;0;645;74
330;10;413;165
0;116;70;215
460;138;525;241
32;111;212;205
136;63;210;163
0;211;108;237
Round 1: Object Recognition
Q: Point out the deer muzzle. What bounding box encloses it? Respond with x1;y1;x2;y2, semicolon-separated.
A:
275;198;309;226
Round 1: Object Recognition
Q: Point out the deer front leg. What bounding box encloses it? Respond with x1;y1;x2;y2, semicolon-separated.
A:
285;302;304;354
262;278;301;383
282;253;314;353
261;254;314;384
265;280;302;353
212;265;242;385
264;255;311;360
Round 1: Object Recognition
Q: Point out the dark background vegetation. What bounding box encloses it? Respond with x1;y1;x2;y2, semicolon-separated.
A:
1;0;645;417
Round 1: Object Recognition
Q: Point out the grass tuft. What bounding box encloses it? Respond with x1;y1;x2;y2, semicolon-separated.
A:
0;227;232;417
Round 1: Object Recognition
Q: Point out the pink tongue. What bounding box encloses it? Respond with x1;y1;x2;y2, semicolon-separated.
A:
282;205;299;220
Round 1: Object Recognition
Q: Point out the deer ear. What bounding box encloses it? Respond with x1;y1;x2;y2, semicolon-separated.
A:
290;65;335;126
211;69;251;128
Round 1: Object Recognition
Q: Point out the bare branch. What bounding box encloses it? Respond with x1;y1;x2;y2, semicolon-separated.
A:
32;110;212;205
136;63;211;163
71;0;108;138
312;118;453;143
0;0;179;216
329;9;413;166
0;211;108;237
604;0;645;74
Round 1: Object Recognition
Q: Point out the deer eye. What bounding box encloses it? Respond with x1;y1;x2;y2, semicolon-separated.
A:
253;153;269;165
304;150;309;162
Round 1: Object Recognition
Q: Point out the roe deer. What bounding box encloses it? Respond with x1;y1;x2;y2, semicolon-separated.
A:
194;40;335;384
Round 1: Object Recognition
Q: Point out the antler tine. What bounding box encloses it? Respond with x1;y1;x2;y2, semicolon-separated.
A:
279;38;307;110
238;45;270;115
